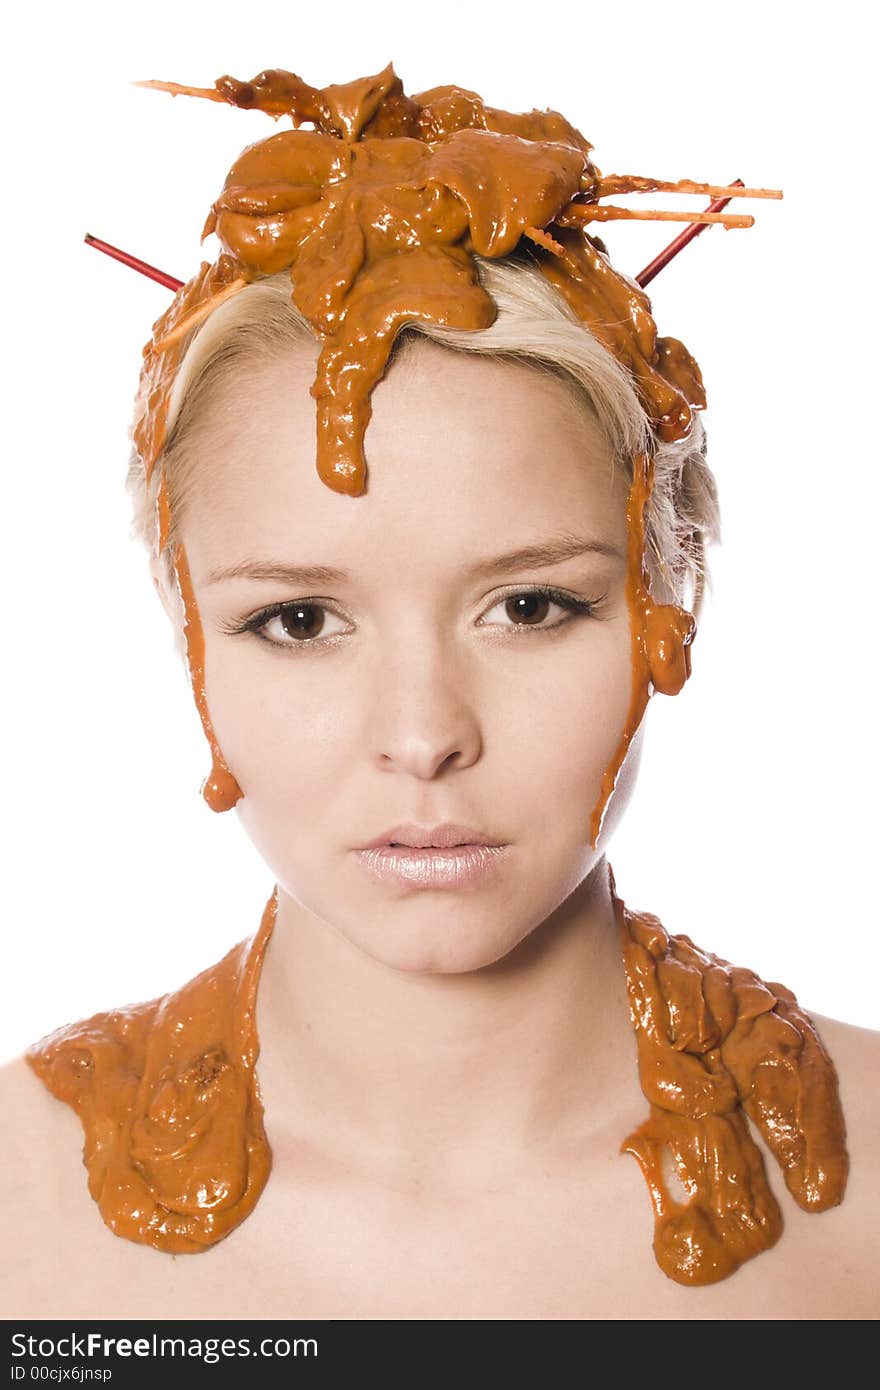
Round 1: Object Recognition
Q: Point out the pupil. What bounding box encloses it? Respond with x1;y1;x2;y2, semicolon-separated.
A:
509;593;548;624
280;602;323;639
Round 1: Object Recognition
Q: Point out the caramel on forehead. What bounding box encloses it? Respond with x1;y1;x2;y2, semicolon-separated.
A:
132;60;705;495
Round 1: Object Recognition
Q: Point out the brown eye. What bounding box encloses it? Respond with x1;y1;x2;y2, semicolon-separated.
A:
278;602;327;640
481;587;598;634
231;598;349;650
505;593;552;626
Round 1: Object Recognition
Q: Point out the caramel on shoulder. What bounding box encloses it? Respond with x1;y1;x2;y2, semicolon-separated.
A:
612;874;847;1283
25;877;848;1283
26;893;276;1252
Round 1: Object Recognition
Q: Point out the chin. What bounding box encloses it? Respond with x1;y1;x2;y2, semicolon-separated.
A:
351;914;529;976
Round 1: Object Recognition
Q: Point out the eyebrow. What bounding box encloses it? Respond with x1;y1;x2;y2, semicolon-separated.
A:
204;533;625;587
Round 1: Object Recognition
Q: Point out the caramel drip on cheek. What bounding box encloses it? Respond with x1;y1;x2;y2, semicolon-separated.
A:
166;522;243;813
150;368;242;814
589;455;696;847
614;880;849;1284
589;455;652;847
24;892;278;1253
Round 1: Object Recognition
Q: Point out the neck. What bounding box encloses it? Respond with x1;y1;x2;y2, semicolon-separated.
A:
253;855;640;1188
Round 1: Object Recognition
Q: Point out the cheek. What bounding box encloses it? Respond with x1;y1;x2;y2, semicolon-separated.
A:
500;623;634;813
202;641;354;814
595;720;645;850
200;618;634;855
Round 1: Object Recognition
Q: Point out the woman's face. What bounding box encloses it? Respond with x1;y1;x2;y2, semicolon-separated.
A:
158;338;640;973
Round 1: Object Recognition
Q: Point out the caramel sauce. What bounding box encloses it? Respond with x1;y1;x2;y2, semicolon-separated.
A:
23;63;848;1288
26;892;276;1252
613;871;847;1283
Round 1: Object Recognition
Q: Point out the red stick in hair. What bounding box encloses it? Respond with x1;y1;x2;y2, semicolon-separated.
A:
636;179;745;288
85;178;748;299
84;233;184;292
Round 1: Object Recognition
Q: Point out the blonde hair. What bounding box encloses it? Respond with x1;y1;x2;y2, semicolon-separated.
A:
127;249;720;612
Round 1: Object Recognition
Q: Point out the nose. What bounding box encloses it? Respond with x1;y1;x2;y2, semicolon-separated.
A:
366;632;483;779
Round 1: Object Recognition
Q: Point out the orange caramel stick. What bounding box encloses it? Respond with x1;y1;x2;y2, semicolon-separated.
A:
523;226;566;255
152;278;249;352
561;204;754;229
636;180;745;287
132;79;226;102
595;175;781;200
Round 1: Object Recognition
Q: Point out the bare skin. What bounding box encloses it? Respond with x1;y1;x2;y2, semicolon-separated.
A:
2;340;877;1319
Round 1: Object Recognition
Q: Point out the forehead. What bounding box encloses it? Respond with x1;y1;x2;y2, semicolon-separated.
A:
180;339;629;578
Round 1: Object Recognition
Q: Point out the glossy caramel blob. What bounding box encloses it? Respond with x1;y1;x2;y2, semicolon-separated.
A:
132;61;705;496
613;873;848;1284
25;891;277;1252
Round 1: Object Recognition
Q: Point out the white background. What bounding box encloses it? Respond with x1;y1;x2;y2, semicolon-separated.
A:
3;0;877;1060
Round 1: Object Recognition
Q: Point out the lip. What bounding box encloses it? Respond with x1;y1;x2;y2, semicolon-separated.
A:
358;822;505;850
354;843;510;890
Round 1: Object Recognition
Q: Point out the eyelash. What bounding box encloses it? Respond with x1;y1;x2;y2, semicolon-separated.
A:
223;586;604;653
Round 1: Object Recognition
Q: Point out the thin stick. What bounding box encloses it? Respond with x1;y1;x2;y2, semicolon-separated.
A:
152;278;248;352
84;234;183;291
565;204;753;229
132;79;225;102
524;225;566;255
596;175;781;200
636;180;745;287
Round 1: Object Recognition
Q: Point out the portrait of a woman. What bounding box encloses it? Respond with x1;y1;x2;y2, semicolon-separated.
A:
2;27;878;1324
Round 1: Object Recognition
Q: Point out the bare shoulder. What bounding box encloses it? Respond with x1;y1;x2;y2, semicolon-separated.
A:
809;1009;880;1131
0;1053;111;1316
0;1052;88;1199
778;1009;880;1318
810;1009;880;1189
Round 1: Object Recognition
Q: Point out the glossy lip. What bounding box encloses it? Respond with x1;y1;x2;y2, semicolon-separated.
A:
358;821;505;849
354;842;510;890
